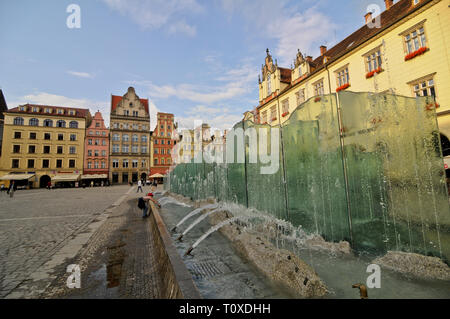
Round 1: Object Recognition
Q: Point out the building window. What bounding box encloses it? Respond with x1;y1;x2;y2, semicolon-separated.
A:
141;146;147;153
124;110;129;116
57;120;66;128
44;133;51;140
58;134;64;141
112;134;120;141
14;131;21;139
154;159;158;165
14;117;24;125
69;121;78;128
101;161;106;169
12;159;19;168
141;160;146;168
57;109;64;115
94;161;99;169
282;99;289;115
154;149;158;154
123;160;129;168
314;80;324;96
88;161;92;169
69;146;76;154
336;67;350;87
13;145;20;153
112;159;119;168
132;134;138;142
56;159;62;168
69;160;75;168
141;135;147;143
133;111;138;117
102;140;106;146
132;145;138;153
42;159;49;168
70;134;76;141
29;118;39;126
44;119;53;127
160;132;164;136
57;146;63;154
96;131;100;136
366;49;382;73
113;123;119;129
132;160;138;168
102;150;106;156
43;146;50;154
411;77;436;98
88;150;92;156
261;111;267;124
88;139;92;145
270;105;277;122
28;145;36;154
123;134;129;142
154;139;158;145
122;145;129;153
161;159;165;165
96;122;100;127
30;132;37;139
28;159;35;168
102;131;106;136
404;26;427;55
112;144;119;153
295;89;305;106
267;74;272;96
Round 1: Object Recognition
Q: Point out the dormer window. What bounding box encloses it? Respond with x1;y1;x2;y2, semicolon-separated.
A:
57;109;64;114
19;106;25;111
69;110;75;116
45;108;52;113
32;107;39;112
413;0;420;5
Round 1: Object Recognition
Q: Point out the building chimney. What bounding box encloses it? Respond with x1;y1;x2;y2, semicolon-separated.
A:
320;45;327;56
306;56;313;63
364;12;373;24
384;0;394;10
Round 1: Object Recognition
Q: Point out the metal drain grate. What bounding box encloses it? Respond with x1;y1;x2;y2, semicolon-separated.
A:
189;261;225;279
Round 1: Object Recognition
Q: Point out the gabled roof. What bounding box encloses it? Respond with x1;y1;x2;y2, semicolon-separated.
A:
7;104;90;119
111;95;149;114
279;67;292;84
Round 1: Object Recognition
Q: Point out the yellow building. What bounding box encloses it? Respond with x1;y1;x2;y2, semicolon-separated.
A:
0;104;91;188
255;0;450;141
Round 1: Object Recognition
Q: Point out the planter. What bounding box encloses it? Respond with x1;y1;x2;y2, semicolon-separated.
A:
282;112;290;117
366;67;383;79
425;102;440;111
336;83;350;92
404;47;428;61
314;97;321;102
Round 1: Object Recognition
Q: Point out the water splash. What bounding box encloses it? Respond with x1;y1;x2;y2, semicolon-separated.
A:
158;196;191;207
172;203;218;232
177;207;222;240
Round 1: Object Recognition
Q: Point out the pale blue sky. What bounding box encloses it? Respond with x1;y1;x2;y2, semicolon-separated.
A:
0;0;387;130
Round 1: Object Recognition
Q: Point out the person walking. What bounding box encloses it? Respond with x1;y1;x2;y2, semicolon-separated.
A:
137;179;143;193
8;181;15;198
47;181;52;190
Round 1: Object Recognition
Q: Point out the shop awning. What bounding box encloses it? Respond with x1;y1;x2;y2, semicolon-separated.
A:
81;174;108;179
0;174;35;181
52;174;81;182
149;173;165;178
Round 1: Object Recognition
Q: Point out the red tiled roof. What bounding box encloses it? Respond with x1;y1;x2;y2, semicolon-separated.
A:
279;67;292;84
111;95;149;114
311;0;432;71
7;104;91;119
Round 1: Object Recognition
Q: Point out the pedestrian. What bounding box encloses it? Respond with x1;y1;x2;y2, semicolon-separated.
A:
137;179;143;193
141;192;161;218
8;181;15;198
47;181;52;190
90;180;94;188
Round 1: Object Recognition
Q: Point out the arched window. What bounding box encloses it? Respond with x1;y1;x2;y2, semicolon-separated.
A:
44;119;53;127
57;120;66;128
112;133;120;141
14;117;24;125
123;134;129;142
141;135;148;143
29;118;39;126
69;121;78;128
132;134;138;142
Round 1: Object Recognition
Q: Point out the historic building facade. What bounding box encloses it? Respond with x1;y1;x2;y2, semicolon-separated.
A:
109;87;150;184
83;111;109;182
150;112;175;175
254;0;449;142
0;104;90;188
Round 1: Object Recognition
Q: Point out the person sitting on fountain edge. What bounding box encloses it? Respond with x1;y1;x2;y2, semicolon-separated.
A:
141;192;161;218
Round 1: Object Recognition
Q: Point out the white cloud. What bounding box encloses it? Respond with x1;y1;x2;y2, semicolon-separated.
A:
67;71;94;78
10;92;110;126
221;0;335;65
102;0;203;36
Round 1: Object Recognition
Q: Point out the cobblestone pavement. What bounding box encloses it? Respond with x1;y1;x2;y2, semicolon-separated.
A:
0;185;132;298
42;185;163;299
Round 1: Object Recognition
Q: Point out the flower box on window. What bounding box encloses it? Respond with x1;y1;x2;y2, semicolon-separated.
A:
314;97;321;102
425;102;440;111
262;122;268;125
271;117;277;122
282;112;290;117
366;67;383;79
404;46;428;61
336;83;350;92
